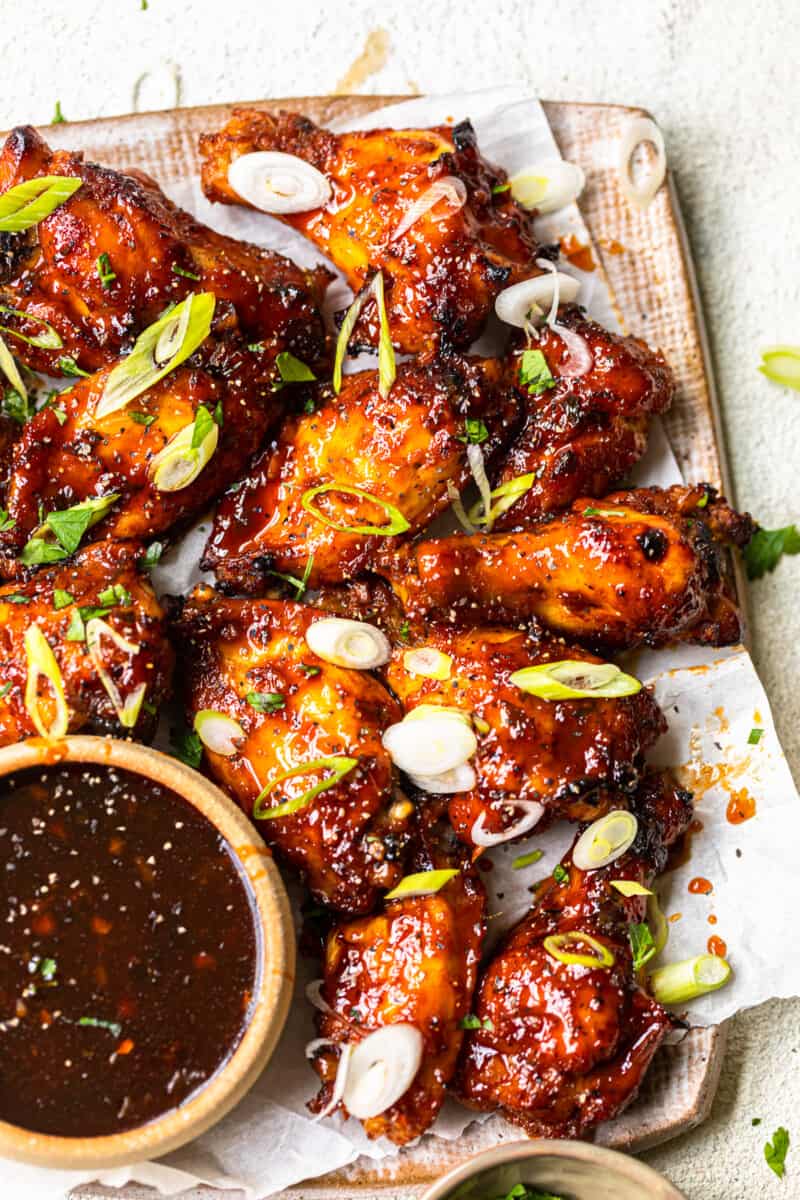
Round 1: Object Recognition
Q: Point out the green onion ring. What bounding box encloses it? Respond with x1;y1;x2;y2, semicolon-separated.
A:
254;755;358;820
301;483;411;537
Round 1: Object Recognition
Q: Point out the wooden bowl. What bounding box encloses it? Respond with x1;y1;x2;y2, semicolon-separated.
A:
420;1138;687;1200
0;735;295;1170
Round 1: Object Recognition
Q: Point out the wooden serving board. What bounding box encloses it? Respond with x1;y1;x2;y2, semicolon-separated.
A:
30;95;731;1198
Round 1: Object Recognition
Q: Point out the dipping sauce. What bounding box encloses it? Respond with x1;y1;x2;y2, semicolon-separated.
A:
0;764;257;1137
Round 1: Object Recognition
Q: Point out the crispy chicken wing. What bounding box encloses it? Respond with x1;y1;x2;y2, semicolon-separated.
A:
492;309;675;525
172;587;411;913
204;354;517;591
384;625;666;846
387;485;754;648
0;125;329;375
309;808;486;1143
455;771;693;1137
0;539;172;743
200;109;539;354
0;330;282;577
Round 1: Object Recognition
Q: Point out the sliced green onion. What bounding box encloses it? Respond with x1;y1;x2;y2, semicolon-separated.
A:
149;412;219;492
268;552;315;599
467;472;536;527
0;333;27;403
254;755;358;820
384;868;459;901
543;931;615;969
85;618;144;729
573;810;639;871
512;848;544;870
510;659;642;701
333;271;395;399
402;647;453;680
24;625;69;740
383;707;476;776
0;306;62;350
583;506;628;518
759;345;800;392
610;880;652;897
96;252;116;289
193;709;245;756
301;483;410;537
650;954;732;1005
96;293;215;419
0;175;82;233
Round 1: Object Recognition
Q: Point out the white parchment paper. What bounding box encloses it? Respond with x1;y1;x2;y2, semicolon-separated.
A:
10;88;799;1200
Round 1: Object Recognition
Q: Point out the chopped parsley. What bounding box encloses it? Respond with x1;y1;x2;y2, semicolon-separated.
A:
171;263;200;281
744;524;800;580
459;1014;494;1030
513;848;544;870
629;922;656;971
50;404;68;426
53;589;74;610
491;1186;566;1200
765;1126;790;1179
246;691;285;714
20;494;120;565
170;726;203;769
748;727;764;745
3;387;32;425
140;541;164;571
52;101;67;125
268;553;314;600
57;355;90;378
753;1117;762;1126
303;396;316;414
0;683;11;699
98;583;132;607
552;863;569;885
398;620;410;643
273;350;317;389
518;348;555;395
65;605;113;642
130;410;155;427
297;663;321;678
96;252;116;289
0;510;14;533
457;417;489;445
39;957;57;982
78;1016;122;1037
191;405;215;449
5;593;29;604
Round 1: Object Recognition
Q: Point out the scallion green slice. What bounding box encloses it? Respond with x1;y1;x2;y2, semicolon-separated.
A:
0;175;82;233
510;659;641;701
0;333;27;403
650;954;732;1005
254;755;358;820
543;930;614;969
467;473;536;526
0;306;62;350
301;483;410;537
384;869;459;901
333;271;395;399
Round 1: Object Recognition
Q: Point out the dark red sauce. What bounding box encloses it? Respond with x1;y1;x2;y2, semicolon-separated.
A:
0;764;257;1137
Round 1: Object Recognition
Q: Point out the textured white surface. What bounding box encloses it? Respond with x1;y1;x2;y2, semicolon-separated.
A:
3;1;800;1196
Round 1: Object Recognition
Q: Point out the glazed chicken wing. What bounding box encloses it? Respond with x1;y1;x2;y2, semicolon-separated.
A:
309;810;486;1143
388;485;755;648
204;354;517;592
491;309;675;525
455;771;693;1137
172;587;411;913
0;125;329;376
384;626;665;847
200;109;539;354
0;539;172;743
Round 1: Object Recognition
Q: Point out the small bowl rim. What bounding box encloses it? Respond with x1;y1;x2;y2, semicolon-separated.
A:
0;734;296;1170
419;1138;687;1200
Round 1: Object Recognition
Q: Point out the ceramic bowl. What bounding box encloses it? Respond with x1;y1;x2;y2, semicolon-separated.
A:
0;735;295;1170
420;1138;687;1200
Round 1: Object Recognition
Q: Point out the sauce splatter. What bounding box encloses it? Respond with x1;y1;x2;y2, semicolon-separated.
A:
335;29;390;94
560;235;596;272
726;788;756;824
599;237;627;255
708;914;718;925
668;912;683;923
689;876;713;895
707;935;728;957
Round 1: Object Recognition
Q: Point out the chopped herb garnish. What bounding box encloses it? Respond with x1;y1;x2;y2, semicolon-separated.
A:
191;405;215;449
246;691;285;713
0;683;11;699
98;583;132;607
629;922;656;971
398;620;410;643
274;350;317;390
247;341;266;353
130;410;155;427
753;1117;762;1126
5;593;30;604
553;863;569;885
518;348;555;395
297;663;321;678
3;387;32;425
748;727;764;745
491;1185;566;1200
745;524;800;580
140;541;164;571
303;396;316;414
53;588;74;610
52;101;66;125
765;1126;790;1179
491;181;511;194
696;490;710;509
170;726;203;769
512;848;544;870
39;957;57;982
65;604;113;642
78;1016;122;1037
457;417;489;445
171;262;200;281
96;252;116;289
459;1013;494;1030
0;510;15;533
50;404;68;426
268;553;314;600
213;399;224;427
57;355;90;378
20;493;120;565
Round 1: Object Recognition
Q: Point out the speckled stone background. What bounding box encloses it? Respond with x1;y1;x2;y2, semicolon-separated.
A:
3;1;800;1195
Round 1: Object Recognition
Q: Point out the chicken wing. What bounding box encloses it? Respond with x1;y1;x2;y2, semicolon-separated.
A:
455;770;693;1138
490;310;675;525
0;328;287;578
0;125;329;376
199;109;539;354
387;485;755;648
309;806;486;1143
0;539;172;743
204;354;517;592
384;625;666;846
172;586;411;913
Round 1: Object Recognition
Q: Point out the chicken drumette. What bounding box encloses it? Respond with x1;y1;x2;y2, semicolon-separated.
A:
172;587;411;913
0;539;172;743
199;109;540;354
387;485;754;648
203;354;516;592
455;770;693;1138
0;125;329;375
384;625;665;847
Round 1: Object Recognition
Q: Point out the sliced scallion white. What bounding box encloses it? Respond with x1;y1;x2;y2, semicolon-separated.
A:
384;868;459;901
0;333;27;403
402;646;453;680
406;762;477;795
0;175;82;233
228;151;332;214
495;269;580;330
85;618;144;729
333;271;395;399
471;800;545;847
392;176;467;240
510;659;642;701
341;1024;424;1119
467;473;536;527
619;116;667;211
446;479;476;534
312;1042;354;1123
383;708;477;777
193;709;245;757
24;625;68;740
148;410;219;492
572;810;639;872
96;293;216;419
508;160;585;214
467;442;493;530
650;954;731;1005
305;618;391;670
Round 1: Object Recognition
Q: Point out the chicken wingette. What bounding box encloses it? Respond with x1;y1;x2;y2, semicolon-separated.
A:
204;354;517;592
455;770;693;1138
199;109;540;354
0;125;329;375
383;625;665;847
0;539;172;742
387;485;755;648
172;587;411;913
